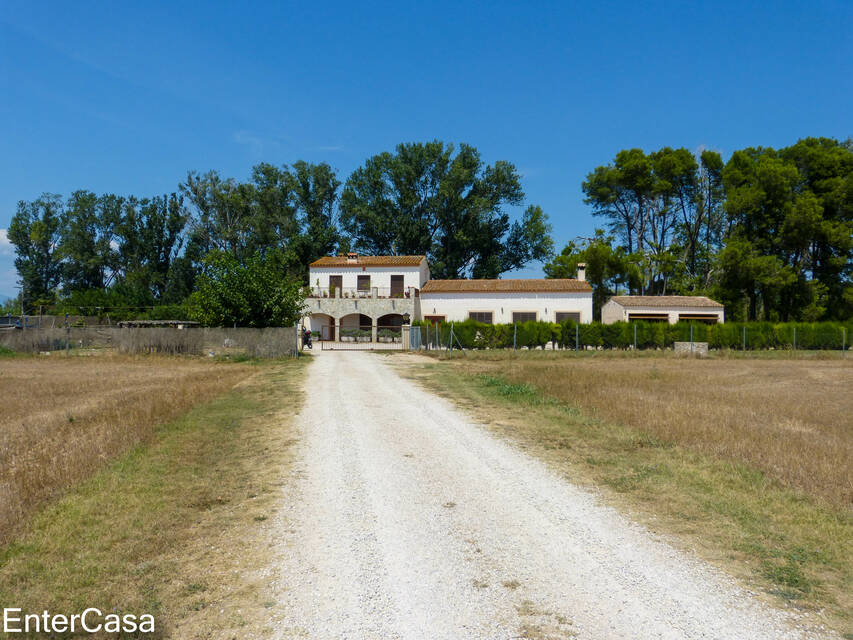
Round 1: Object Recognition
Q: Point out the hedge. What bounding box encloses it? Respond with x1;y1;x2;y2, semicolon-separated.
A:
414;319;853;351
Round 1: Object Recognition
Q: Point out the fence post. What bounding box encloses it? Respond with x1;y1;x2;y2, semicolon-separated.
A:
843;327;846;357
743;325;746;352
793;326;797;351
575;323;579;352
449;322;454;359
65;313;70;355
633;323;637;351
513;323;517;351
690;323;694;354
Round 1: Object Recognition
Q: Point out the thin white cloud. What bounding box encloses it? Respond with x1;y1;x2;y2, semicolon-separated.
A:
0;229;13;256
316;145;345;152
232;130;286;158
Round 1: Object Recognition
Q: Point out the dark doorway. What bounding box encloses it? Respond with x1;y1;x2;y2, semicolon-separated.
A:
329;275;342;296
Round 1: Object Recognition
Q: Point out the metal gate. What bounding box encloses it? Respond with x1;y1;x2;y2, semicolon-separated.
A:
319;324;405;351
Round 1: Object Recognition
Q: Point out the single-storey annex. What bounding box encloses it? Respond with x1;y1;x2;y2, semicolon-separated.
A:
601;295;724;325
419;277;592;325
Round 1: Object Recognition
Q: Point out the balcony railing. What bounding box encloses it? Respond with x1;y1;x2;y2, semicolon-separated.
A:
307;286;418;299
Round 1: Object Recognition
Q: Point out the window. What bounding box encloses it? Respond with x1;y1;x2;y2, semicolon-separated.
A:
556;312;580;324
468;311;493;324
628;313;668;322
357;274;371;291
512;312;537;323
424;315;445;326
678;314;720;324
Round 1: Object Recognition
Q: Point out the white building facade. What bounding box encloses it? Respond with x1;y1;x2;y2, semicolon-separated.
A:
420;279;593;325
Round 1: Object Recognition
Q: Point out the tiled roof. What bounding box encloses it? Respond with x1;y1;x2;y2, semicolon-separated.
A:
421;279;592;293
310;255;425;267
608;295;723;308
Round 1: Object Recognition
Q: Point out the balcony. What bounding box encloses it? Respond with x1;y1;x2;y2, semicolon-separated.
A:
307;286;419;299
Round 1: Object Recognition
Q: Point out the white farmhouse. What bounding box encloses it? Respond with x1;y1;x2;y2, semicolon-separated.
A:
303;253;593;342
601;296;725;324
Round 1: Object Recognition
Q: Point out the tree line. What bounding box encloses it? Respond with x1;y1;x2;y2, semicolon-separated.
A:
545;137;852;321
6;141;552;325
5;136;851;325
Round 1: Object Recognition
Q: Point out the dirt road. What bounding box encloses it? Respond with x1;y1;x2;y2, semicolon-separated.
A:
272;351;827;639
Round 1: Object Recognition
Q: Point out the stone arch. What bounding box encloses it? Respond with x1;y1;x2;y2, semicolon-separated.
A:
306;313;334;341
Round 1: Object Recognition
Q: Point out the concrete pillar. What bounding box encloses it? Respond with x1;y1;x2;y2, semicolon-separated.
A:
371;319;378;343
335;317;341;341
402;324;410;351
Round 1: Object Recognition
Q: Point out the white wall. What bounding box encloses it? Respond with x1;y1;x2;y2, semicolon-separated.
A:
420;291;593;324
601;302;724;324
309;264;427;291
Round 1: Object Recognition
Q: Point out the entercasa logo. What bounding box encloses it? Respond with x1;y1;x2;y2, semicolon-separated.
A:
3;608;155;634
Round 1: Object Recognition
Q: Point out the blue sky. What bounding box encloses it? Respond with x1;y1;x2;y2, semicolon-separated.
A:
1;1;851;297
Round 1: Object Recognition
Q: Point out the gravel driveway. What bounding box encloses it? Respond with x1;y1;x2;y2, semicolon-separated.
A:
272;351;830;639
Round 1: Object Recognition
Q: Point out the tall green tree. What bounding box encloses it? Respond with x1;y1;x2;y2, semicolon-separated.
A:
719;140;852;320
187;249;306;327
288;160;342;269
117;194;188;301
780;137;853;318
8;194;64;303
340;141;553;278
181;162;343;281
582;147;720;295
59;191;123;292
544;231;642;319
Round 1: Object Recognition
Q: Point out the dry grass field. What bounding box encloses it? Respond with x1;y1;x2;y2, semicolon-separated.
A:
437;351;853;510
0;353;252;541
0;358;307;638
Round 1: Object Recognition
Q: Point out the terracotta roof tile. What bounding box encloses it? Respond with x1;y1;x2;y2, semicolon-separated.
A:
310;255;425;267
421;279;592;293
608;295;723;308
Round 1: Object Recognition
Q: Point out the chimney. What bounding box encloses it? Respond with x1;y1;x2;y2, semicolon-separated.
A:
577;263;586;282
347;252;358;264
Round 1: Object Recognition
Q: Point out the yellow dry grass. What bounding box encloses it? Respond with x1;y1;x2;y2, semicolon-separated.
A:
443;352;853;510
0;354;252;541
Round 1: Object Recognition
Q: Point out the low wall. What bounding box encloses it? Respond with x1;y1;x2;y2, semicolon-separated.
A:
0;327;298;358
674;341;709;356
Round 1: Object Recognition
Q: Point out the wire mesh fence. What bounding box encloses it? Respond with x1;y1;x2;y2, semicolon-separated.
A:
414;320;851;355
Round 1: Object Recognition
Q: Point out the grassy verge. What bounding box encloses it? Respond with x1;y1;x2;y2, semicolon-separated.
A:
401;356;853;636
0;356;308;638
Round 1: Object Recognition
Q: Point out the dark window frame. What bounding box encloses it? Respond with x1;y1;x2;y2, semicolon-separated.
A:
468;311;494;324
512;311;538;323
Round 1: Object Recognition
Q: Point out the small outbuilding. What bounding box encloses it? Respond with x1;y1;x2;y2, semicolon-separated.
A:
601;296;724;324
